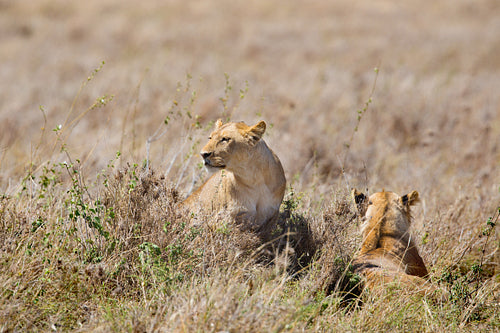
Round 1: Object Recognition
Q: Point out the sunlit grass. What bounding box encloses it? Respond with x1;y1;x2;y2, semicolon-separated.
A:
0;64;498;332
1;1;499;331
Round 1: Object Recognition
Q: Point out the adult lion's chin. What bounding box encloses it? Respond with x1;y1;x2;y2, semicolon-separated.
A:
205;163;226;174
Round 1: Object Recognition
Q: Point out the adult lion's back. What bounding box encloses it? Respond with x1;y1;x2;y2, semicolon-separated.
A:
352;189;431;292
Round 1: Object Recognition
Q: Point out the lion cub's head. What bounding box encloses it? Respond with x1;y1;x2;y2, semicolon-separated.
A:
200;119;267;172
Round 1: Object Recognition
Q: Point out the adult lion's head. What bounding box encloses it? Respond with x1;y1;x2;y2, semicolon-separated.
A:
352;189;420;224
200;119;267;172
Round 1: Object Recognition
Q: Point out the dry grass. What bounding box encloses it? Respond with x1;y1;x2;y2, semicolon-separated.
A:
1;0;499;331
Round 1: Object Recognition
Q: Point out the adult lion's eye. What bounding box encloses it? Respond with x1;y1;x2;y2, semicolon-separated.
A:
220;137;230;143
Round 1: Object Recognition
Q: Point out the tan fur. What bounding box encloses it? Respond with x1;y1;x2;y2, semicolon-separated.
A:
181;119;286;232
352;189;432;293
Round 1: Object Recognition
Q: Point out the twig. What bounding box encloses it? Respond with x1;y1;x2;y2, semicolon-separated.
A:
338;66;379;191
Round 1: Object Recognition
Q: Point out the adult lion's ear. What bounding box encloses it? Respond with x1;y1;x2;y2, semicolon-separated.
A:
352;188;367;213
248;120;266;140
401;190;419;206
215;119;223;129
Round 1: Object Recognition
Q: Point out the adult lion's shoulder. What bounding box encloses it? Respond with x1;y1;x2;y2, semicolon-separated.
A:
351;189;430;291
181;119;286;232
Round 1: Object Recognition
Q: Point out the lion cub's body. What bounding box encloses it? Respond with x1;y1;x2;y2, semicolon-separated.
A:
352;189;430;291
182;120;286;232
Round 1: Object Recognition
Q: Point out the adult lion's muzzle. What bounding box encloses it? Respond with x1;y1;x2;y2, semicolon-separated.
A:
201;151;212;166
201;151;225;168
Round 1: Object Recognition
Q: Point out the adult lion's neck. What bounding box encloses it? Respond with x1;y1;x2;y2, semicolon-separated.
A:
227;140;277;188
361;205;413;251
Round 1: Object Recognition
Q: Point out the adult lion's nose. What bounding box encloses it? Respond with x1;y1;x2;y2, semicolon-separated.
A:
201;151;212;159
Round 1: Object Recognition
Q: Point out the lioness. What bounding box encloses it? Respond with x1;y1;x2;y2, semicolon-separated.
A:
351;189;430;292
182;119;286;232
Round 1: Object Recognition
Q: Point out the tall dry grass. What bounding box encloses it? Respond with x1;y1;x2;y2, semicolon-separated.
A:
1;0;499;331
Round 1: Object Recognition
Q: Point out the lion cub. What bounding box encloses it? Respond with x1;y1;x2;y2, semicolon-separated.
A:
351;189;431;293
182;119;286;232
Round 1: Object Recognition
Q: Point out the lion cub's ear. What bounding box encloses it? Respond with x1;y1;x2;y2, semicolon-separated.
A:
352;188;368;214
248;120;266;141
401;190;419;206
215;119;223;129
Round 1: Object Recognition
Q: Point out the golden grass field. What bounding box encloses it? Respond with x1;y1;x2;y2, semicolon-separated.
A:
0;0;499;331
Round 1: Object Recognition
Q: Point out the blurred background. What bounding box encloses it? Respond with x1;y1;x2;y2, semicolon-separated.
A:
0;0;499;230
